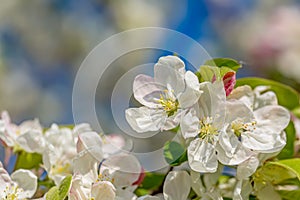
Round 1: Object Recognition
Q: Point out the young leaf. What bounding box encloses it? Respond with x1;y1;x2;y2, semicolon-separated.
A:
204;58;242;71
46;186;60;200
59;175;72;200
278;121;296;159
278;190;300;200
266;159;300;182
163;141;187;166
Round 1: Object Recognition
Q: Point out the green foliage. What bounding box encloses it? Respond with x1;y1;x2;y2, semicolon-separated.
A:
14;151;42;170
59;175;72;199
46;175;72;200
272;159;300;181
278;190;300;200
236;77;300;110
46;187;59;200
278;121;296;159
204;58;242;71
163;141;187;166
135;172;165;196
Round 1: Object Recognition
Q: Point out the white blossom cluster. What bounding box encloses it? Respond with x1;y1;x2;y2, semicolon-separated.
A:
0;55;292;200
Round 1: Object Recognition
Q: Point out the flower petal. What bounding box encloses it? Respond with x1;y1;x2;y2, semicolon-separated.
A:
125;107;166;133
242;105;289;152
188;138;218;173
133;74;164;108
237;156;259;180
180;109;200;139
77;131;103;161
178;71;202;108
154;56;185;95
228;85;254;109
137;195;160;200
163;171;191;200
233;179;252;200
91;181;116;200
11;169;38;198
198;81;226;129
100;154;141;188
16;129;45;153
0;162;11;193
217;131;252;166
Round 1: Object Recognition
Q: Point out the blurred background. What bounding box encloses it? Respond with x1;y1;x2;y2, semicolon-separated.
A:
0;0;299;129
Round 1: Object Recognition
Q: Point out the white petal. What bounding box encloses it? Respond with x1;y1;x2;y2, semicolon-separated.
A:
178;71;202;108
225;100;254;124
137;195;160;200
254;86;278;109
237;156;259;180
154;56;185;95
16;129;45;153
73;123;92;139
228;85;254;109
77;131;103;161
133;74;165;108
254;105;290;132
73;150;98;184
0;162;12;192
242;105;289;152
11;169;38;198
233;179;252;200
125;107;166;133
68;175;90;200
217;131;252;165
100;154;141;188
188;138;218;173
198;81;226;129
190;170;205;196
102;134;126;157
91;181;116;200
163;171;191;200
181;109;200;139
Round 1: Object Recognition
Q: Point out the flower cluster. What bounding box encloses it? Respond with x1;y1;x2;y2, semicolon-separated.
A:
0;55;299;200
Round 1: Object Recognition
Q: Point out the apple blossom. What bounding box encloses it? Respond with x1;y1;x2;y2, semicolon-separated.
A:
0;111;45;153
126;55;202;133
181;81;226;173
0;161;37;199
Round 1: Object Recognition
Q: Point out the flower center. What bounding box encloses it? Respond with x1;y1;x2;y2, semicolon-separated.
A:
157;89;179;117
231;119;257;137
2;185;22;200
199;117;219;143
51;161;71;175
96;169;114;183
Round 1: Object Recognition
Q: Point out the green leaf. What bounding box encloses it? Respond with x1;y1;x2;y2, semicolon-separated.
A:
135;172;165;196
163;141;187;166
266;159;300;182
14;151;42;170
59;175;72;200
46;186;60;200
278;121;296;159
204;58;242;71
278;190;300;200
293;106;300;118
198;65;221;82
236;77;300;110
260;162;297;184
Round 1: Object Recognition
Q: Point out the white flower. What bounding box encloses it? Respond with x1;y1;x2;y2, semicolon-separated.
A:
126;55;202;133
0;111;45;153
181;81;226;173
0;161;37;199
217;86;290;167
70;152;142;200
43;124;91;185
